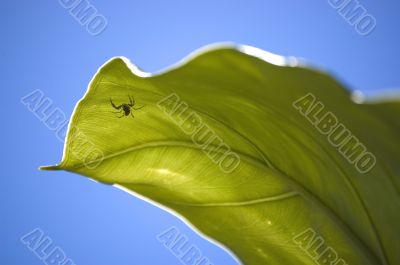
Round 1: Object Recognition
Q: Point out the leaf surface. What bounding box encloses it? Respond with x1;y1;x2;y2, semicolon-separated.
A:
42;45;400;265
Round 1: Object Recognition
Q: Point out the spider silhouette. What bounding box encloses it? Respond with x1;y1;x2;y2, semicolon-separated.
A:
110;95;144;118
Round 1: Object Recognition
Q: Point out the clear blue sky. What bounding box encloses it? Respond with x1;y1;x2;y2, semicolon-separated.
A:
1;1;399;264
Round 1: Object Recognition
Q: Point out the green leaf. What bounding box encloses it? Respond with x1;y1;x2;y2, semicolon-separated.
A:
42;44;400;265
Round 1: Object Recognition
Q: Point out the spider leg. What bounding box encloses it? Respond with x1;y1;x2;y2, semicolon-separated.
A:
128;95;134;106
116;113;125;118
110;98;122;109
132;104;145;110
130;111;135;118
112;110;123;114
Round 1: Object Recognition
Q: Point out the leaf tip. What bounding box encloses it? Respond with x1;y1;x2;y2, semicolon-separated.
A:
39;165;62;171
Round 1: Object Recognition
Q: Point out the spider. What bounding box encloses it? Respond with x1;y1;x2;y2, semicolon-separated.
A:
110;95;144;118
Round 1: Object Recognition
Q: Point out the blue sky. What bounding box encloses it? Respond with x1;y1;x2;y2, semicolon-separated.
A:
1;1;399;264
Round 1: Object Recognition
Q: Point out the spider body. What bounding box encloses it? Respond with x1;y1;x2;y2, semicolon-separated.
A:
110;95;144;118
121;104;131;116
